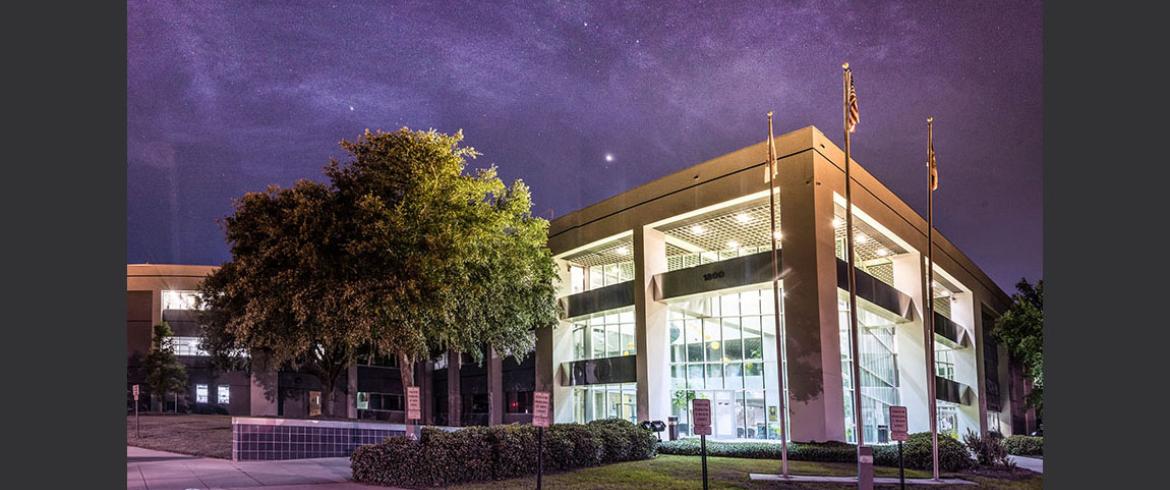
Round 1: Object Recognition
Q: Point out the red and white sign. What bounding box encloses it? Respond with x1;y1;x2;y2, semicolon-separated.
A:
889;405;908;441
132;384;139;400
533;391;551;428
406;386;421;421
692;399;712;436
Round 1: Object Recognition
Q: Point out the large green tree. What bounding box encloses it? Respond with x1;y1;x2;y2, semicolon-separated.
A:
993;278;1044;413
200;128;558;417
143;321;188;413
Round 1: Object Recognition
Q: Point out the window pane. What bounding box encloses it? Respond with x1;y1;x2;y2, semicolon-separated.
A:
217;385;230;404
195;384;208;403
706;364;723;389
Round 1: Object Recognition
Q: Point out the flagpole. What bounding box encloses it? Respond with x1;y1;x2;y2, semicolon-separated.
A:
766;111;789;479
925;117;941;481
842;63;866;459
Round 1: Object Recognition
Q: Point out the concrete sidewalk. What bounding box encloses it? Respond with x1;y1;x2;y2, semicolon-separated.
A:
1009;454;1043;473
127;446;390;489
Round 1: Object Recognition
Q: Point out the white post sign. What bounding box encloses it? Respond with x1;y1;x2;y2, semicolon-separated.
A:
889;405;909;441
692;399;712;436
533;391;551;428
406;386;421;421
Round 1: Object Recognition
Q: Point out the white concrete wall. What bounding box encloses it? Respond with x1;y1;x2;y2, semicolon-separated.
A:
950;290;981;438
551;258;577;423
634;226;670;423
891;253;931;434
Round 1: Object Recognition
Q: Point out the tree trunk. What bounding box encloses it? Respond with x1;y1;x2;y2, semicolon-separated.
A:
320;376;335;418
397;351;415;419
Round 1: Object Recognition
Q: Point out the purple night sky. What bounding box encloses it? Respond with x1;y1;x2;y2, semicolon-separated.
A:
128;0;1042;292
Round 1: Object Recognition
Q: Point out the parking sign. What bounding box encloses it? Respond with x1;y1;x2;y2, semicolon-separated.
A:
692;399;712;436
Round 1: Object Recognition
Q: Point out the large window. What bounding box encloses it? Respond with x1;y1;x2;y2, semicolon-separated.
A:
572;383;637;424
195;384;209;403
507;390;534;414
570;308;636;361
171;336;209;356
668;287;788;440
357;392;404;412
161;290;203;311
839;293;901;444
588;261;634;290
217;385;230;404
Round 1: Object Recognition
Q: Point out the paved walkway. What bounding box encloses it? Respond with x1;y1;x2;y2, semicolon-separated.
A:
127;446;392;489
750;473;975;485
1009;455;1043;473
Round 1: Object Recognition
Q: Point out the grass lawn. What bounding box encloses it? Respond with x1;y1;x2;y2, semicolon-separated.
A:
451;454;1043;490
126;414;233;459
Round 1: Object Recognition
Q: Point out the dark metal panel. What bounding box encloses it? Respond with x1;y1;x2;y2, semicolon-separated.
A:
654;251;777;300
560;281;636;319
933;312;971;348
558;355;638;386
936;377;973;405
835;259;915;322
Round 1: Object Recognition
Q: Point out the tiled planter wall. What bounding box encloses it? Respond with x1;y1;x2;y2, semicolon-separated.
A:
232;417;411;461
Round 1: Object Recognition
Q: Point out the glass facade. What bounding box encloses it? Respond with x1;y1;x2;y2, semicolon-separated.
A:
667;245;769;272
161;290;203;311
570;308;636;360
572;383;637;424
838;293;901;444
569;308;637;424
668;286;788;440
588;261;634;290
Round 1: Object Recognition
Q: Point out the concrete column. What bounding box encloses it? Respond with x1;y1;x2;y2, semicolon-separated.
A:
544;258;578;424
487;347;504;425
346;364;358;419
421;361;434;425
151;289;162;327
891;253;930;434
249;353;278;416
447;350;462;426
779;151;847;443
634;226;669;423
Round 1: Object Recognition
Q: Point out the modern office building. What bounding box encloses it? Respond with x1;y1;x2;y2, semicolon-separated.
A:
535;125;1037;442
127;264;537;424
128;264;252;414
127;124;1036;440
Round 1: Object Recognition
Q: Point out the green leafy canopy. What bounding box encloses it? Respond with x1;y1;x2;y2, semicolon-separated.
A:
993;278;1043;412
199;128;559;414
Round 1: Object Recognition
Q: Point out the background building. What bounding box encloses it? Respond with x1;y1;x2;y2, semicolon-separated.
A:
536;125;1037;442
127;265;536;425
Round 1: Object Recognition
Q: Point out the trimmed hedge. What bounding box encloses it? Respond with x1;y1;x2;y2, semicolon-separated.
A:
657;432;972;472
1003;435;1043;456
351;418;656;487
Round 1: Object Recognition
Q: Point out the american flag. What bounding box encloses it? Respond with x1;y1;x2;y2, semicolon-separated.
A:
846;72;859;133
929;130;939;191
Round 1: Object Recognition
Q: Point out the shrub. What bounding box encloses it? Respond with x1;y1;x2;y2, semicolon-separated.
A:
1003;435;1043;456
659;432;972;472
963;429;1009;467
875;432;972;472
351;419;656;487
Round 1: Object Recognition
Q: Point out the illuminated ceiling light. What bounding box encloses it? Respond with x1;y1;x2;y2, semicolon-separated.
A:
832;217;844;228
727;240;739;249
615;246;629;256
735;213;752;224
855;234;869;244
876;248;890;257
691;224;706;235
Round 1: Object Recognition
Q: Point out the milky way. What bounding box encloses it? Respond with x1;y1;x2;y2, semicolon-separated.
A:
128;0;1042;292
